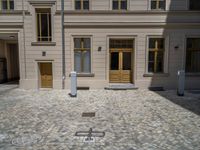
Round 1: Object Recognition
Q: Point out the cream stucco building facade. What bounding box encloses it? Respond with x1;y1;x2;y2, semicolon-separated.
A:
0;0;200;90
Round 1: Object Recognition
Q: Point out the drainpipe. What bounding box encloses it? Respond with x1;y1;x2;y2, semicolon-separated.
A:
22;0;27;79
61;0;66;89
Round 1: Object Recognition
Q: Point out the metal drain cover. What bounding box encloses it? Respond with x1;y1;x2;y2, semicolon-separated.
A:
82;112;95;117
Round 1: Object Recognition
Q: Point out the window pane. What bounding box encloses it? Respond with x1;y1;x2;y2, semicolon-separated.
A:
113;0;119;10
159;1;165;10
41;14;48;40
149;38;156;48
37;14;41;41
10;0;14;10
2;1;8;10
148;62;154;72
111;52;119;70
83;38;90;48
151;1;157;9
149;51;154;62
190;0;200;10
157;51;164;72
75;0;81;10
74;38;81;48
121;0;127;10
123;52;131;70
74;51;82;72
83;0;89;10
186;38;200;72
83;50;91;72
157;39;164;49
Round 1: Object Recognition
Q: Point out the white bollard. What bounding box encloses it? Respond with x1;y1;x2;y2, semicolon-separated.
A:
177;70;185;96
70;71;77;97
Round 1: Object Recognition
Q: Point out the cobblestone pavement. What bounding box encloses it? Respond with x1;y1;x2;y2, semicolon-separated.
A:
0;84;200;150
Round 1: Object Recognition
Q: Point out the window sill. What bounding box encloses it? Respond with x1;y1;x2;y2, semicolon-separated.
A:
31;42;56;46
186;73;200;77
69;73;95;77
143;73;169;77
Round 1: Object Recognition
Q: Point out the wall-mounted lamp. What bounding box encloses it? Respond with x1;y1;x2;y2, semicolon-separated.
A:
42;51;46;56
174;45;179;50
98;46;102;51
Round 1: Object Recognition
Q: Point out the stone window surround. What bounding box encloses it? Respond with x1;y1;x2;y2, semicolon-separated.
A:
28;0;56;45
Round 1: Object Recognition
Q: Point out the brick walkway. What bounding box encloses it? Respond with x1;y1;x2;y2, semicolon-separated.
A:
0;84;200;150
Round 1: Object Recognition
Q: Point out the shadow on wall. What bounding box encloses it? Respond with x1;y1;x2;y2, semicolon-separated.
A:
149;0;200;116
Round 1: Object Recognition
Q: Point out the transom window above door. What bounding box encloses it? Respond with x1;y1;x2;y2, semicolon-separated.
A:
148;38;165;73
75;0;89;10
74;38;91;73
1;0;14;10
36;8;52;42
186;38;200;73
112;0;128;10
150;0;165;10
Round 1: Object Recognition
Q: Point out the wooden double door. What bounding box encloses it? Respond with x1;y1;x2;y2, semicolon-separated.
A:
110;49;133;83
39;62;53;88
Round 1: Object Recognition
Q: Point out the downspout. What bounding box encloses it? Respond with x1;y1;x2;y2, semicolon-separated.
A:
61;0;66;89
22;0;27;79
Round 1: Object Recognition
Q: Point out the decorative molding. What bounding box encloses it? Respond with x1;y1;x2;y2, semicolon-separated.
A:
0;10;30;15
55;10;200;15
28;0;56;6
0;22;23;28
143;73;170;77
31;42;56;46
64;22;200;28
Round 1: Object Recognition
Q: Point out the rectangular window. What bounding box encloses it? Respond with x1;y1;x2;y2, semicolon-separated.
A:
148;38;165;73
74;38;91;73
1;0;14;10
151;0;165;10
112;0;127;10
186;38;200;73
75;0;89;10
36;8;52;42
189;0;200;10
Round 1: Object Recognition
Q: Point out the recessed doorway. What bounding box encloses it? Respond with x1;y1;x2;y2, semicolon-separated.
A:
38;62;53;88
109;39;134;83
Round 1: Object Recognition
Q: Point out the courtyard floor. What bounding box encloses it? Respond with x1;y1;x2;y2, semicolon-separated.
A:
0;84;200;150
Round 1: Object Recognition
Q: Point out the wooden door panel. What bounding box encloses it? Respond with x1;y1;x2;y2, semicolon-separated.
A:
40;63;53;88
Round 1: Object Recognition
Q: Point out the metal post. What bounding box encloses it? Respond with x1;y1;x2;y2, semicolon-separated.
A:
61;0;66;89
70;71;77;97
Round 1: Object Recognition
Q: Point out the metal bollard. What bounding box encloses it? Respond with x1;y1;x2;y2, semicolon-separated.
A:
177;70;185;96
70;71;77;97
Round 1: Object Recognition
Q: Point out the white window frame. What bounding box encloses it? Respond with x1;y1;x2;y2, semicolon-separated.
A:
0;0;15;10
146;35;169;74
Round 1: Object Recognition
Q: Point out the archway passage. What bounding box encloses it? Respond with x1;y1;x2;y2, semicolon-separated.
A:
0;33;19;84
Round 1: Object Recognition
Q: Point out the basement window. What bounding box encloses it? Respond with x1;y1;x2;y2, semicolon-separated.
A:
75;0;89;10
1;0;14;10
150;0;165;10
36;8;52;42
112;0;127;10
189;0;200;10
